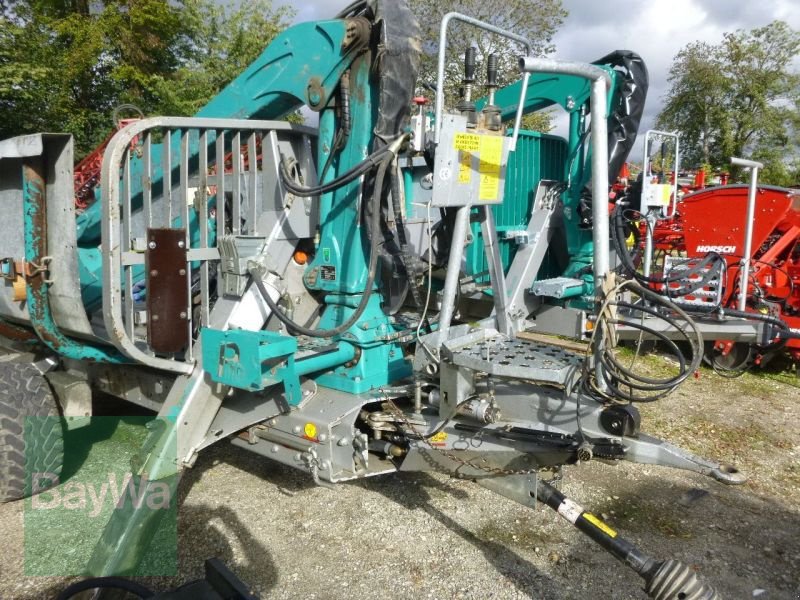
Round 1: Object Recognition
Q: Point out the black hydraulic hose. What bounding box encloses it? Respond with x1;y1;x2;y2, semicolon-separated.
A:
389;159;428;324
339;71;352;138
612;205;723;292
684;303;790;331
56;577;154;600
591;281;704;402
280;146;392;197
683;303;791;352
606;318;687;381
335;0;369;18
252;156;392;339
390;161;407;248
319;73;353;182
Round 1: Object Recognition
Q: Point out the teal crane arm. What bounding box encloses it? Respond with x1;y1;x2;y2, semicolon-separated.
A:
75;18;366;245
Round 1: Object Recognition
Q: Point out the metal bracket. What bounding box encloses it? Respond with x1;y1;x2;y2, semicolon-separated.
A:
0;256;53;284
24;256;53;284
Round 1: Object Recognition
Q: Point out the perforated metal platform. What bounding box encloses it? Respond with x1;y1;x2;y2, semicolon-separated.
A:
443;330;583;385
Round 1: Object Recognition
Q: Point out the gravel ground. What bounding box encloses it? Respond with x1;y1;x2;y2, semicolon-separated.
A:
1;357;799;599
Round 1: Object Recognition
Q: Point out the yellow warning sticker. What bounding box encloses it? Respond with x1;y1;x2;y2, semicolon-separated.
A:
429;431;448;444
453;133;480;152
478;135;502;201
583;513;617;538
458;150;472;184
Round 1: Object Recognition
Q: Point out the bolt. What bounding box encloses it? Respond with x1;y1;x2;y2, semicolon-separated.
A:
293;425;302;434
152;314;159;321
308;89;322;105
271;445;280;453
179;311;188;319
269;418;277;426
337;438;350;447
294;453;302;461
148;241;157;250
320;460;330;471
318;433;328;442
178;240;185;248
179;268;186;276
150;269;158;277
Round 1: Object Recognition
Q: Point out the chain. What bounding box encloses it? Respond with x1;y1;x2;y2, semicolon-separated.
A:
379;389;541;477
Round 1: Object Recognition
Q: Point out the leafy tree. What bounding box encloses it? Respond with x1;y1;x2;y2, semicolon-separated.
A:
657;21;800;184
408;0;567;132
0;0;293;157
148;1;294;117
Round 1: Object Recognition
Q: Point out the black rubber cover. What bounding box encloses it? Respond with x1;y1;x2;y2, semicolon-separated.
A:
371;1;422;145
592;51;649;185
348;0;422;312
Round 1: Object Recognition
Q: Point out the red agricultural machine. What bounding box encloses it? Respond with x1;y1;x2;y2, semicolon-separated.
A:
631;145;800;372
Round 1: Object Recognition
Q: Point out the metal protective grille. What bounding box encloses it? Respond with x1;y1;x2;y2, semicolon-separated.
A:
101;117;316;373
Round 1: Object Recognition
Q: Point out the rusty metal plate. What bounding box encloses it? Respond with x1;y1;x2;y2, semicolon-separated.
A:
146;228;189;353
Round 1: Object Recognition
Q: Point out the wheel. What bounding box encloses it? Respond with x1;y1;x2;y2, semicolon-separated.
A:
0;361;64;502
703;341;752;377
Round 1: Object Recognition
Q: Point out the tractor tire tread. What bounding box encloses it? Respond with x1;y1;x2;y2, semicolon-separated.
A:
0;361;64;503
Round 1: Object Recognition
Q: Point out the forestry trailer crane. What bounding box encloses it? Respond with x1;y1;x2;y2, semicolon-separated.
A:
0;2;748;597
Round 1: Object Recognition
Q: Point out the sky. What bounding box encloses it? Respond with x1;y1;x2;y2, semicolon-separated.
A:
275;0;800;158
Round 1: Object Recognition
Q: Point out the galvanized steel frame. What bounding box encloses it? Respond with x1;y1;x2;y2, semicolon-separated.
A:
101;116;317;374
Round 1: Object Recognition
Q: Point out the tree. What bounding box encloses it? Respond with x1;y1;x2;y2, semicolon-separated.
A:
408;0;567;132
148;1;294;117
0;0;293;157
657;21;800;184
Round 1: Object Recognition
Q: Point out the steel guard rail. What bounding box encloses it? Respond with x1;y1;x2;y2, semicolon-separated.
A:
100;116;317;374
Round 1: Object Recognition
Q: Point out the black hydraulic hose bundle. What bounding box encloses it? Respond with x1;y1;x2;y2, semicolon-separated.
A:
588;280;705;403
612;203;795;354
611;204;723;296
279;145;393;198
252;154;394;339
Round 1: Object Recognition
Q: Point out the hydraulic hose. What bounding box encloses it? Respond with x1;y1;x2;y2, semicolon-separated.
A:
280;146;392;197
683;302;791;353
612;204;723;294
389;159;428;319
56;577;153;600
251;155;393;339
590;280;704;403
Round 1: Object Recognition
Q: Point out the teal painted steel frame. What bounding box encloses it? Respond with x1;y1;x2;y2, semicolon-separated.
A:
201;327;358;405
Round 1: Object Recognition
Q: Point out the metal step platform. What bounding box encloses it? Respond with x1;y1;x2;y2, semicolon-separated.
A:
442;328;583;385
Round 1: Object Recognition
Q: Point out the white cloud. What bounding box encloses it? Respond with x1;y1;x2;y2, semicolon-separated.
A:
271;0;799;157
553;0;800;159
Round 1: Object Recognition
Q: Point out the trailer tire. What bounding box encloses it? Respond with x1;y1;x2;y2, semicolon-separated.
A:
0;361;64;502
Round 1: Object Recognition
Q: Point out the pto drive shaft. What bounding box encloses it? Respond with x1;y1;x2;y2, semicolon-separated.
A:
535;480;720;600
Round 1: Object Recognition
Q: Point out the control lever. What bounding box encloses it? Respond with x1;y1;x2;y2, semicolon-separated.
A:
482;53;501;131
457;46;477;126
